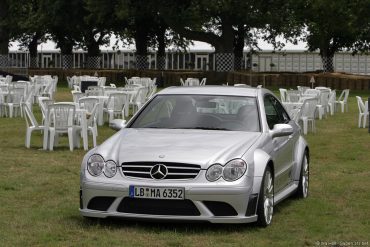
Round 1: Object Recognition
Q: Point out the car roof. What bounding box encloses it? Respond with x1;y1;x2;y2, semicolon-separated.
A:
157;86;263;97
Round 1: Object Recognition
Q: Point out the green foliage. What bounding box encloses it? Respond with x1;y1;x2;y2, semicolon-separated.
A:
41;0;85;54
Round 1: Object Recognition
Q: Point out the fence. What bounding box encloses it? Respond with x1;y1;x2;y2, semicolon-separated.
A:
5;50;370;75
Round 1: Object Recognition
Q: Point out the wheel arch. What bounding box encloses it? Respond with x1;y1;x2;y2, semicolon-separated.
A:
252;149;274;194
292;136;309;181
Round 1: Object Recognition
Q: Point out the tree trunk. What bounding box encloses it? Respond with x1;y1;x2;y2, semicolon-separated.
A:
28;34;40;68
135;21;149;70
320;49;334;72
167;16;234;72
156;22;166;70
58;39;74;69
86;37;101;69
234;25;245;71
214;19;235;72
0;0;9;67
0;29;9;68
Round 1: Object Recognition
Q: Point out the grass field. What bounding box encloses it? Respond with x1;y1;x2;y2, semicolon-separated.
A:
0;85;369;246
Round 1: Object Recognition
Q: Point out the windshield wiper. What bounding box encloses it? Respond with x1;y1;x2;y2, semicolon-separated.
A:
194;127;231;131
172;127;231;131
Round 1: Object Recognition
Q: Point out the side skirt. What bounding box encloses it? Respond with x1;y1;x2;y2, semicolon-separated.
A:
274;181;299;205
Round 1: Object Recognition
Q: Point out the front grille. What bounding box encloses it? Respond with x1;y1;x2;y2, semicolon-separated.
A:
121;162;201;180
117;197;200;216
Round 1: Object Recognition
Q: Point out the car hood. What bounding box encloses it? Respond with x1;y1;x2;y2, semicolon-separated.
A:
97;128;261;169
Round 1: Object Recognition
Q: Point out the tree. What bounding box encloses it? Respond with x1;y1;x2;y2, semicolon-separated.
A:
86;0;188;70
0;0;10;68
158;0;237;71
297;0;364;72
159;0;287;72
41;0;85;68
10;0;46;68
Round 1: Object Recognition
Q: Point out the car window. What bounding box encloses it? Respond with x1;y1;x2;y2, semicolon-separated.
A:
129;95;260;132
264;94;290;129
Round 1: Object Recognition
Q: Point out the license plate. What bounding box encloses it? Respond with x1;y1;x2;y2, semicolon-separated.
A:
129;186;185;200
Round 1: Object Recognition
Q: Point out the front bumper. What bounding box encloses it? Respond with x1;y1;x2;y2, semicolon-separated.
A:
80;176;260;224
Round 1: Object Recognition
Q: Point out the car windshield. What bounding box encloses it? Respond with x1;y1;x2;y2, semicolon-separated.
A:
129;94;260;132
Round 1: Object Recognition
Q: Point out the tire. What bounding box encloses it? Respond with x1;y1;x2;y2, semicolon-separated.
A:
295;152;309;198
256;166;274;227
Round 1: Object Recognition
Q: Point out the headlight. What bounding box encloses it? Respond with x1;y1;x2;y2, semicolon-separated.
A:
104;160;117;178
87;154;104;176
206;164;223;182
223;159;247;182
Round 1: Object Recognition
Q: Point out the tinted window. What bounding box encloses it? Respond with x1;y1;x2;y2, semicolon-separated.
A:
264;94;290;129
129;95;260;132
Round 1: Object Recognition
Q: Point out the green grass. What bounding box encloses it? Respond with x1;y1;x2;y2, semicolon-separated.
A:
0;86;369;246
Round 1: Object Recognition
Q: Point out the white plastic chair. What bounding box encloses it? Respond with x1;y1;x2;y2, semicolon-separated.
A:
303;89;320;98
42;82;55;100
47;103;81;151
103;92;128;123
131;87;148;114
297;86;310;94
66;76;73;88
39;98;54;125
86;103;99;147
73;85;81;92
299;98;318;135
22;103;46;148
5;75;13;84
85;86;104;96
279;88;288;103
79;97;99;147
356;96;369;128
79;97;99;113
335;89;349;113
286;90;301;103
316;89;330;119
180;78;185;86
72;91;84;104
200;78;207;86
146;85;157;100
98;77;106;87
5;88;24;118
327;90;336;116
0;87;8;117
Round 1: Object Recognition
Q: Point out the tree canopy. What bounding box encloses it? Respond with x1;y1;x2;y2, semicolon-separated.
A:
1;0;370;71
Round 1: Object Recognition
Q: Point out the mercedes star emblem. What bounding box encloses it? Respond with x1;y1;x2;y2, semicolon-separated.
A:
150;164;168;179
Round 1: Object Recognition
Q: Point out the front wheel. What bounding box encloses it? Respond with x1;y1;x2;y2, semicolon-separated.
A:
296;152;309;198
256;166;274;227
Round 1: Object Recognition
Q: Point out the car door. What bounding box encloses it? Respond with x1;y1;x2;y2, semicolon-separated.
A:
264;94;296;193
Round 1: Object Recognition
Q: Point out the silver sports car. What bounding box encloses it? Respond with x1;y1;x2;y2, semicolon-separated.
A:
80;86;309;226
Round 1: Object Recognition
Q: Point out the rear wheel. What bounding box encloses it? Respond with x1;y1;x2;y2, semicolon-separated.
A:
296;152;309;198
256;166;274;227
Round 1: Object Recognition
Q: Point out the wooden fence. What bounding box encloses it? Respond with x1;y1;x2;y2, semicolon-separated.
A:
5;68;370;90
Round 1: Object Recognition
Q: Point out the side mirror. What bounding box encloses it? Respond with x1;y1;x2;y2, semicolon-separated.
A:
109;119;126;131
270;124;293;138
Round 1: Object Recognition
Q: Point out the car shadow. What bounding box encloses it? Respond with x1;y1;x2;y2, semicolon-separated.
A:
69;214;261;233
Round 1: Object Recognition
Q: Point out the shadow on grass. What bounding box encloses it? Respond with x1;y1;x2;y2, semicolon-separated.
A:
67;214;261;234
